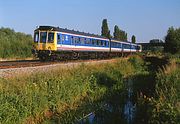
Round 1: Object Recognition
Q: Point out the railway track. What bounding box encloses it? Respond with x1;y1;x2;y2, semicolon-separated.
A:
0;60;60;69
0;58;123;78
0;59;108;69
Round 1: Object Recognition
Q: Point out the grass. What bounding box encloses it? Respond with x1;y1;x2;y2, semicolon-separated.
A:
0;57;138;124
1;55;179;124
148;60;180;124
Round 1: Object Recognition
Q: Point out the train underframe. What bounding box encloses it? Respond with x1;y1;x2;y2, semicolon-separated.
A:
34;50;134;61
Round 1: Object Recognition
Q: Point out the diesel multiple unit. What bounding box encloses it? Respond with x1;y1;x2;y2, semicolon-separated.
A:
32;26;142;60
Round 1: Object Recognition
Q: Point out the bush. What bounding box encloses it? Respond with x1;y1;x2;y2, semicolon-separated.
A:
165;27;180;54
136;60;180;124
128;55;145;72
0;27;33;58
149;62;180;124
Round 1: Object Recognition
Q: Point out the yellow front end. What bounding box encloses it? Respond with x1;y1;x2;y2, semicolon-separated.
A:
33;31;57;51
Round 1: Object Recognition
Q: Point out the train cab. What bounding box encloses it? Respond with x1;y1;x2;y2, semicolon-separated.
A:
33;26;57;51
32;26;58;59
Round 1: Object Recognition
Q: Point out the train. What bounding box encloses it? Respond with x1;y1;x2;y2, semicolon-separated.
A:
32;26;142;60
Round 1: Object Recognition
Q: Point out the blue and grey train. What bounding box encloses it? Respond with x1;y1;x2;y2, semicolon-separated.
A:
32;26;142;60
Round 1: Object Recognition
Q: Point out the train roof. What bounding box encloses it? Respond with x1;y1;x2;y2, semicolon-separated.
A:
35;26;107;40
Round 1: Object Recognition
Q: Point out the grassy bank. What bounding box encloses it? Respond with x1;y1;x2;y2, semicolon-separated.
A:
0;57;138;124
0;55;179;124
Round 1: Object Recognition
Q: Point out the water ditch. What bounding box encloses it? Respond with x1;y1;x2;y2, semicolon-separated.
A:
78;78;136;124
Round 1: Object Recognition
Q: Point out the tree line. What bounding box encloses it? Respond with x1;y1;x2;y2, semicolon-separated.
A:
164;27;180;54
0;27;33;58
101;19;136;43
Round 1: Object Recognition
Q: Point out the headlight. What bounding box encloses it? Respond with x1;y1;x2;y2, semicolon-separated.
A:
48;47;51;50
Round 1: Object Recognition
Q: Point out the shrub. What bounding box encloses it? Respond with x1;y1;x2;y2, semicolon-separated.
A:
0;27;33;58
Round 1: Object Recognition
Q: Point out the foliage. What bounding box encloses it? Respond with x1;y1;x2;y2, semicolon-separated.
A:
133;57;180;124
0;27;33;58
128;55;145;72
113;25;121;40
148;62;180;124
1;55;179;123
113;25;127;41
165;27;180;54
101;19;111;38
131;35;136;43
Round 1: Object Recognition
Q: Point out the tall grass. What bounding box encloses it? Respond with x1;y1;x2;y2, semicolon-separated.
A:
133;57;180;124
148;61;180;124
0;58;137;124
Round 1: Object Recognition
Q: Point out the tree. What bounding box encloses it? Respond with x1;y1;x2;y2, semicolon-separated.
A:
113;25;128;41
101;19;110;38
165;27;180;54
120;30;127;41
131;35;136;43
113;25;121;40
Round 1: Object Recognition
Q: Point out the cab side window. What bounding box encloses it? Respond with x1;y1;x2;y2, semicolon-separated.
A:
34;33;39;43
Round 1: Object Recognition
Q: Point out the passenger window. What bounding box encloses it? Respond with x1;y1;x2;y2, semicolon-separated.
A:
85;38;90;44
75;37;80;44
61;35;65;42
101;41;103;46
92;39;95;45
104;41;107;46
80;38;84;44
71;36;74;44
96;40;98;46
78;37;81;44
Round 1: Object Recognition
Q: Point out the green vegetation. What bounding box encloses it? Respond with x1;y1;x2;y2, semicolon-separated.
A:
0;27;33;59
113;25;127;41
165;27;180;54
149;60;180;123
113;25;121;40
113;25;128;41
101;19;111;38
133;56;180;124
131;35;136;43
101;19;128;41
0;55;179;124
0;58;137;124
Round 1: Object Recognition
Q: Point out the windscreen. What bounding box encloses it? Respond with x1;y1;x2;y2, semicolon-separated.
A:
48;32;54;43
40;32;47;43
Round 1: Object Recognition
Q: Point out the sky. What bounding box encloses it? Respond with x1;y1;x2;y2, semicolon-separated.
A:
0;0;180;43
